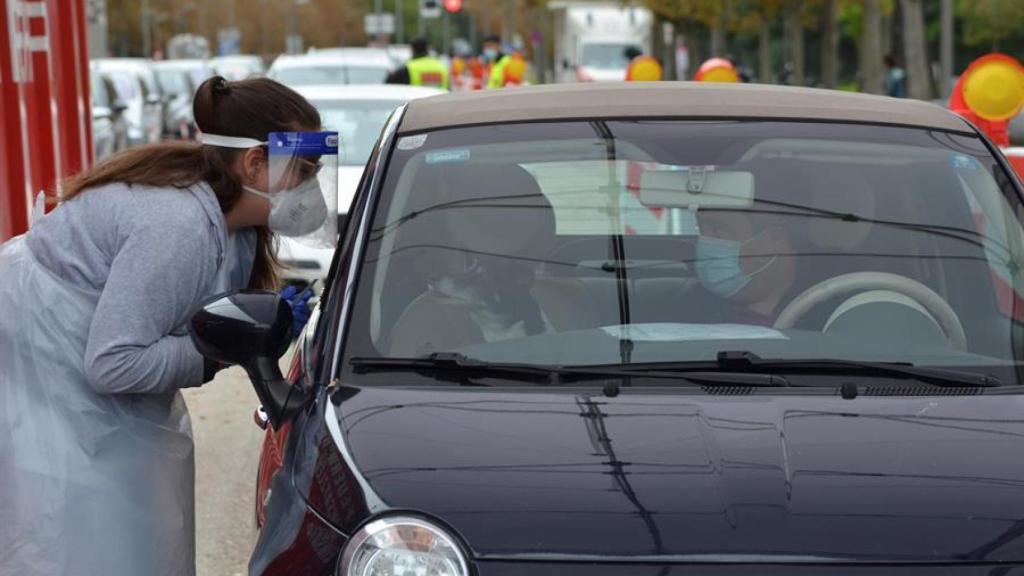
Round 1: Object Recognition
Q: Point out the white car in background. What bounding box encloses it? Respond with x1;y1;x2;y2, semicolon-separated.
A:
267;52;393;88
211;54;265;81
94;58;164;145
277;85;444;287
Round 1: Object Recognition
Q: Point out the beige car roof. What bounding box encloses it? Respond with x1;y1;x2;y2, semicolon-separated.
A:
399;82;973;134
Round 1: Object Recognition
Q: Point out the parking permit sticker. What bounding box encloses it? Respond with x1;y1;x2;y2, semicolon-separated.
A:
398;134;428;150
951;154;981;171
426;149;471;164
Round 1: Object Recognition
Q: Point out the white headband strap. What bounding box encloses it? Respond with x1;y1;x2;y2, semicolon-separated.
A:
199;133;266;149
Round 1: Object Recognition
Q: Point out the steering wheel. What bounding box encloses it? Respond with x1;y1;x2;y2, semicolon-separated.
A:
773;271;968;351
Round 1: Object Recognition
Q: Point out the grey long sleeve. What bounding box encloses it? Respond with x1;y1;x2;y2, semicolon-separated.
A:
26;182;226;394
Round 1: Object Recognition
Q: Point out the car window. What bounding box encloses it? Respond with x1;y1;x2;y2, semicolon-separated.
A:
155;69;189;96
90;71;110;108
318;100;399;166
342;120;1024;378
581;43;640;69
107;72;138;101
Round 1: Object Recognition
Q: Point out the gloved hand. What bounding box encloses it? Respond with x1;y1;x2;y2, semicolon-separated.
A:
280;284;314;339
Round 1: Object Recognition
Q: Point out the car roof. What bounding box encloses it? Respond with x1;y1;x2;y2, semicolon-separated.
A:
270;53;393;69
399;82;972;134
293;84;445;102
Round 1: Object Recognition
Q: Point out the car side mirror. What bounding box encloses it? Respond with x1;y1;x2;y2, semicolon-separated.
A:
93;105;113;120
189;290;306;429
111;98;129;114
146;93;162;105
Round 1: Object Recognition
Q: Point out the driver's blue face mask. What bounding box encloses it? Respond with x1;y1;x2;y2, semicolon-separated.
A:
695;229;778;298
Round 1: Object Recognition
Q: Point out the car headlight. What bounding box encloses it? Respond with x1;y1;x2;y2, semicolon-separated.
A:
338;516;469;576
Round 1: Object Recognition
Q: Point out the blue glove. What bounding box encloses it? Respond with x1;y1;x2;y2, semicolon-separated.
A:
280;284;314;338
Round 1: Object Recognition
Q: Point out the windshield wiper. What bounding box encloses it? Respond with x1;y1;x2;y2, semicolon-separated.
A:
350;352;790;387
628;351;1002;388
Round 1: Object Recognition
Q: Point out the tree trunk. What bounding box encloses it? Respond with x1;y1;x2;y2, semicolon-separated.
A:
820;0;838;88
711;17;726;57
759;16;772;83
861;0;884;94
787;7;804;86
940;0;954;97
900;0;931;99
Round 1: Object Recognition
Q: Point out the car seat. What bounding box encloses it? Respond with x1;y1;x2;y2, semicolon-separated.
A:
386;163;595;356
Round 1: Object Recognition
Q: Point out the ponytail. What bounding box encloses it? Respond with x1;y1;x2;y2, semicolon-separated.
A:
61;76;322;290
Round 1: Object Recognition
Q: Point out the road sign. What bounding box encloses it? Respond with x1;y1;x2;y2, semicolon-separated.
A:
364;13;396;35
443;0;462;13
420;0;441;19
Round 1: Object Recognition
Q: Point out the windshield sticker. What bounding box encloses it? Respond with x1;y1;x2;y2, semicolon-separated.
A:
397;134;428;150
951;154;980;171
601;323;789;342
426;149;471;165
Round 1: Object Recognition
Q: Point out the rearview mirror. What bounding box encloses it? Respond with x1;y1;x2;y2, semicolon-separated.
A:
189;290;305;429
639;168;755;209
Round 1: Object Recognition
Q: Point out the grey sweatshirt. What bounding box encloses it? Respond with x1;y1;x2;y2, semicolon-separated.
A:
25;181;244;395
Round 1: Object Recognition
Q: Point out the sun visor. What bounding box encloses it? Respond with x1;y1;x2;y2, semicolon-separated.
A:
639;167;754;209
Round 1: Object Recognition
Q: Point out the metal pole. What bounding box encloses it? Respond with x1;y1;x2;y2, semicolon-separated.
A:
141;0;151;57
442;11;450;56
417;2;425;37
940;0;953;97
395;0;404;44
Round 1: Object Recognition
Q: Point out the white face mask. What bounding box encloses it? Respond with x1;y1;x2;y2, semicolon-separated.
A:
244;177;328;237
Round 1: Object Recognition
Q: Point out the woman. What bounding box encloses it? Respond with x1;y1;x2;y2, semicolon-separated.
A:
0;76;325;575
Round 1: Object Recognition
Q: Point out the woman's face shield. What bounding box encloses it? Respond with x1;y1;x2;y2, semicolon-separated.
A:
199;131;340;247
267;131;340;248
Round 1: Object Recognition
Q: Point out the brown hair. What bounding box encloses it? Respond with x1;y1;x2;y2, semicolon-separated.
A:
62;76;321;289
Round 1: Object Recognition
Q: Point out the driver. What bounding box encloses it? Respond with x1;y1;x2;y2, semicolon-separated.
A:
692;209;799;326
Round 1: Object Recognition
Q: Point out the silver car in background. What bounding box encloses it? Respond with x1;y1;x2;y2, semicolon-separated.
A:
152;59;214;139
94;58;164;145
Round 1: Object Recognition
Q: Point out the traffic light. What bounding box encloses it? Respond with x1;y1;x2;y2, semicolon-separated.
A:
444;0;463;13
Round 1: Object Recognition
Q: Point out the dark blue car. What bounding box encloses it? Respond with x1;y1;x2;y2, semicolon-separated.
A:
192;82;1024;576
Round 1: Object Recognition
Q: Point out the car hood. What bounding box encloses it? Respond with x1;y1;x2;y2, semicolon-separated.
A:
329;386;1024;562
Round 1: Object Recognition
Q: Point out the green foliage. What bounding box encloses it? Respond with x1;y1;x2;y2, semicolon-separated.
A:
957;0;1024;49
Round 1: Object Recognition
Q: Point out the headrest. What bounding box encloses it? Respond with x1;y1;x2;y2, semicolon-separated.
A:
436;163;555;263
805;168;876;250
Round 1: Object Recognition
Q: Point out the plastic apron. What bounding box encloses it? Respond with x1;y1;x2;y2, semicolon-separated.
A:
0;227;254;575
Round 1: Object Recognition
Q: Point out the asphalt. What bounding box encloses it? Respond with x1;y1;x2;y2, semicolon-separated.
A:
183;365;266;576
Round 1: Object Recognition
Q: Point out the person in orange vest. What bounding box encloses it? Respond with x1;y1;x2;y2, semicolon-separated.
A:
386;37;450;90
481;35;528;89
624;46;663;82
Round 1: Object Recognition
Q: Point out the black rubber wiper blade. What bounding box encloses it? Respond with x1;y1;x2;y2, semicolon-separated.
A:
352;353;790;387
710;351;999;387
744;357;1002;388
608;351;1002;387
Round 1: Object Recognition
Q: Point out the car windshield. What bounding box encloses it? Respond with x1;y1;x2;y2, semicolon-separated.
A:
271;65;389;86
581;43;640;69
155;69;189;96
343;120;1024;379
317;99;399;166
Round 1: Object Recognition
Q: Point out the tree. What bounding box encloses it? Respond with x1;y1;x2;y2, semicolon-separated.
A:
861;0;884;93
820;0;838;88
899;0;931;99
957;0;1024;51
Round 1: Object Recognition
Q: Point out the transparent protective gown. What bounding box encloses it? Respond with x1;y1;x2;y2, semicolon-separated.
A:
0;227;251;575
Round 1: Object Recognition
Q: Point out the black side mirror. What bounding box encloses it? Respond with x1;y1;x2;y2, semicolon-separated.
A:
111;98;129;114
189;290;306;429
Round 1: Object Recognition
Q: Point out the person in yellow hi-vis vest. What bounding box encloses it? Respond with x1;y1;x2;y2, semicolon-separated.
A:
624;46;663;82
482;35;527;89
387;37;450;90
